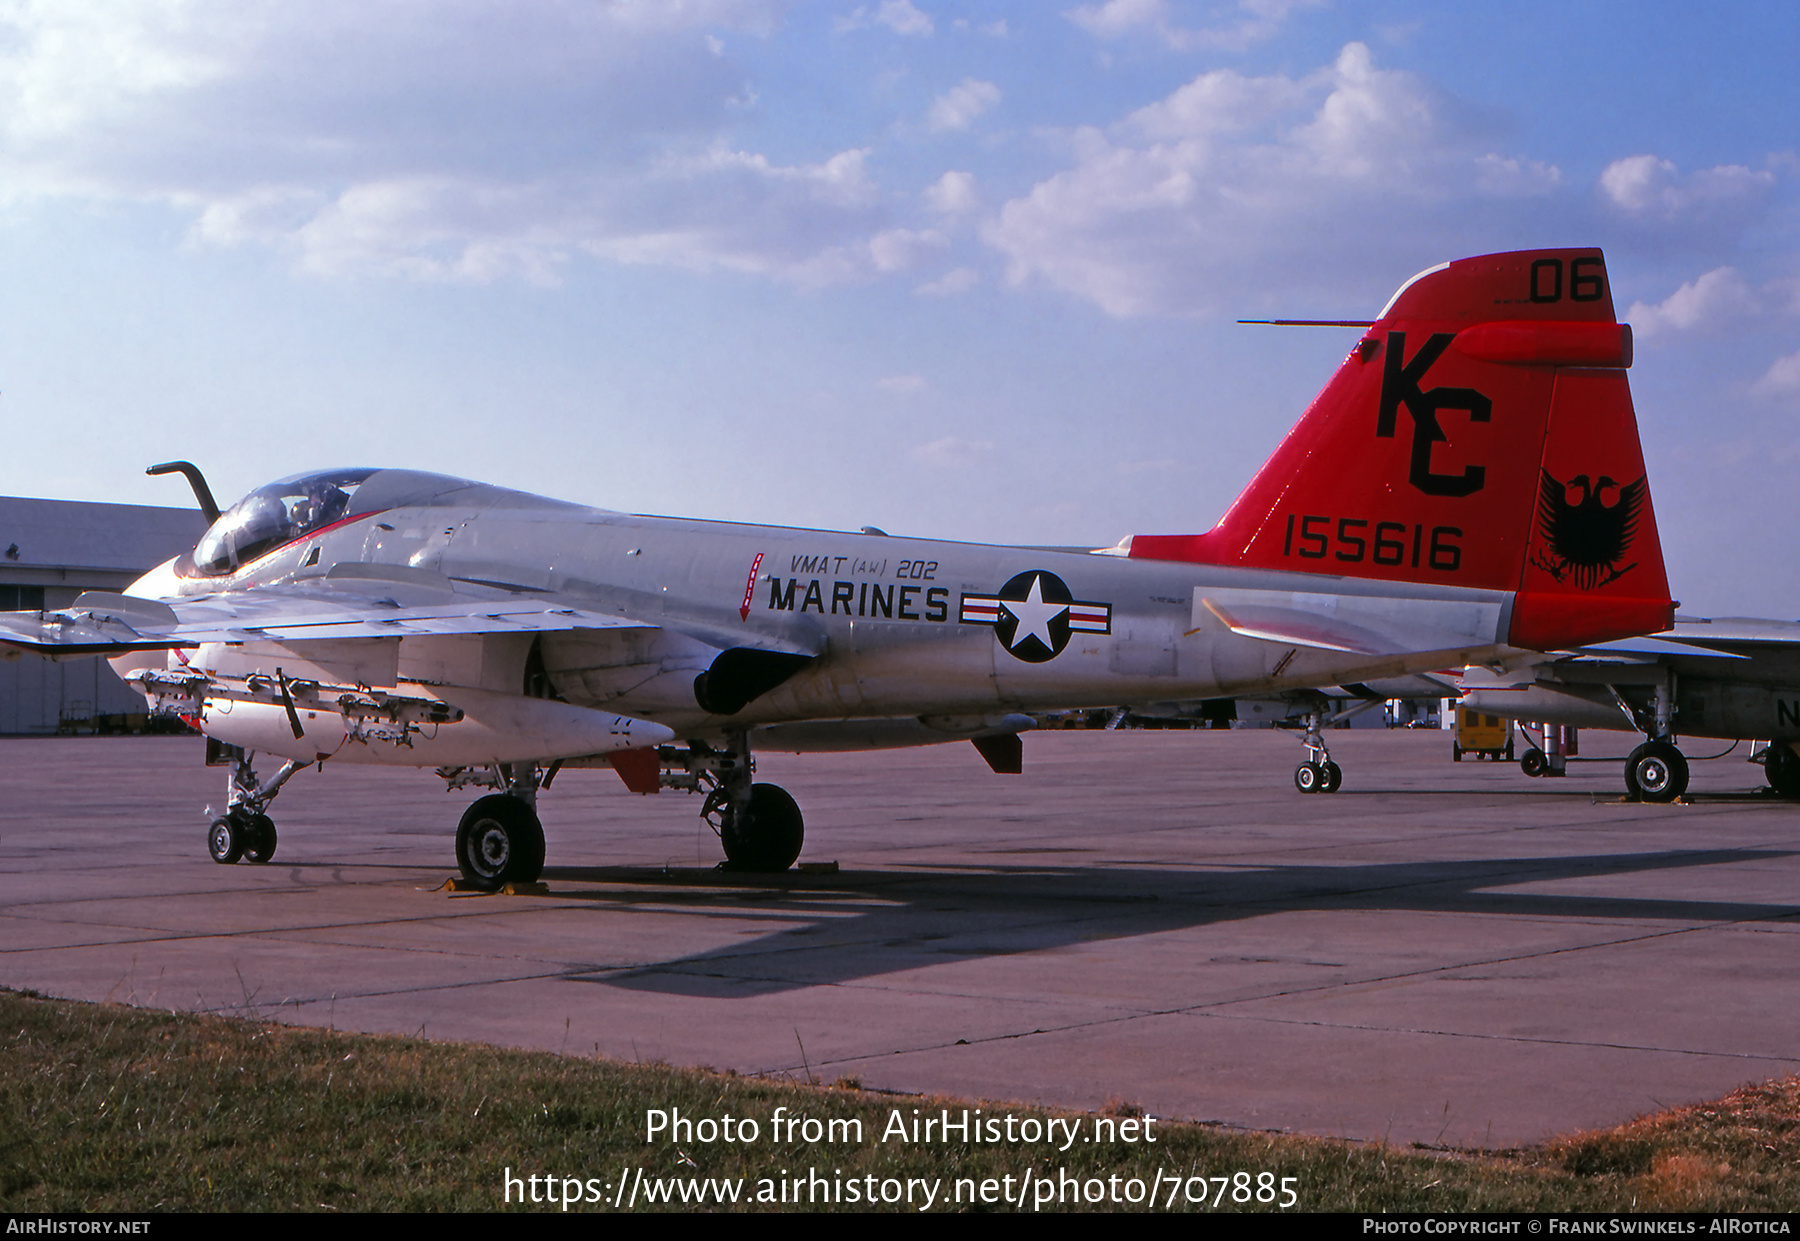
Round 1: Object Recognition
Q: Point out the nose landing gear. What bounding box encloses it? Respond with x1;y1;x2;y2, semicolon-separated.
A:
1292;709;1343;794
1294;758;1342;794
208;749;304;865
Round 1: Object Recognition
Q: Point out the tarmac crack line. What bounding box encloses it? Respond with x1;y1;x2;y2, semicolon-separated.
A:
1191;909;1800;1014
0;889;832;955
188;965;585;1013
1157;1008;1800;1065
792;911;1800;1071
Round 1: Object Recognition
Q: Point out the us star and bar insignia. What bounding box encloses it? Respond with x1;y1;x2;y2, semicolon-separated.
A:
960;570;1111;663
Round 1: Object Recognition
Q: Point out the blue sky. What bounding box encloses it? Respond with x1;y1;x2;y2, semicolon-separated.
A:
0;0;1794;615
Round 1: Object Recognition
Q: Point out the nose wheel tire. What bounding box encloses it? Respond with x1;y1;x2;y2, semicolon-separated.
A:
211;811;278;864
241;814;277;863
1625;741;1689;803
1520;748;1548;777
1295;762;1341;794
208;816;244;864
721;783;804;872
455;794;546;891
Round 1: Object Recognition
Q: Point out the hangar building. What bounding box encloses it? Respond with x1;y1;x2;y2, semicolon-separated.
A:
0;496;207;734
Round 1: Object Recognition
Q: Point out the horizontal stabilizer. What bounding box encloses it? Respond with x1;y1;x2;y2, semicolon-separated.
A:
1195;587;1505;661
1199;599;1389;655
1576;636;1749;661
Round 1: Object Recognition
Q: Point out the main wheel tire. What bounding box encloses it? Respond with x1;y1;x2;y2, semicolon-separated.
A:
208;816;243;865
720;783;804;872
1320;760;1342;793
1627;741;1689;803
241;814;278;864
1623;744;1644;799
1767;745;1800;797
1520;748;1548;778
1294;763;1322;794
455;794;546;891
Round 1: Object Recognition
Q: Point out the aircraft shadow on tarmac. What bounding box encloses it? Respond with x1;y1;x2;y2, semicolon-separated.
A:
537;848;1800;998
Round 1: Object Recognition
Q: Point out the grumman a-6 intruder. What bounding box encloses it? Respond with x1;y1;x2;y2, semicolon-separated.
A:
1460;616;1800;802
0;250;1674;887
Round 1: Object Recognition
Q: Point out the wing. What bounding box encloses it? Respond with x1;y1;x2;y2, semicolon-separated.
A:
0;568;655;658
0;561;823;726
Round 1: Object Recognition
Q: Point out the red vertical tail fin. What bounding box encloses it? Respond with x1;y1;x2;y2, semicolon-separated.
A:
1128;249;1672;649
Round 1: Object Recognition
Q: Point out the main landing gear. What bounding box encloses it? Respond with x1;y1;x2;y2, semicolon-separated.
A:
1765;744;1800;797
1622;671;1688;804
435;733;807;887
1624;739;1688;803
447;763;547;891
1517;673;1690;802
202;736;808;885
208;747;305;865
691;733;804;872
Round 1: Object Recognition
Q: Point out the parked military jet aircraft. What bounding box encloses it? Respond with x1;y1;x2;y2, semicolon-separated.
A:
1460;618;1800;801
0;249;1673;886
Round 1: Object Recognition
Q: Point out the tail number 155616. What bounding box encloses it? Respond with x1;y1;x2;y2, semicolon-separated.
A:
1282;514;1462;572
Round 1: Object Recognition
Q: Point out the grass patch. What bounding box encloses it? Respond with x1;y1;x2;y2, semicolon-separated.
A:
1;987;1796;1211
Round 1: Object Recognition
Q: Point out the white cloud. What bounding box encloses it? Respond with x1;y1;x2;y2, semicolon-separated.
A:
189;143;889;287
1067;0;1169;40
1066;0;1324;54
985;43;1562;317
0;1;791;182
1625;267;1761;337
924;170;978;214
927;78;1000;132
878;374;929;392
283;178;574;284
0;0;922;288
1600;155;1775;221
916;265;978;295
1120;66;1309;142
1753;350;1800;396
838;1;933;36
879;0;934;35
868;226;947;272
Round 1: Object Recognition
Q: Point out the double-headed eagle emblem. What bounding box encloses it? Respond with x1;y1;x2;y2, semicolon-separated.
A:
1530;470;1645;589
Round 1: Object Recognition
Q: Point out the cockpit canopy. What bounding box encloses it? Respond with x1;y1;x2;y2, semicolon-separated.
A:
192;469;376;577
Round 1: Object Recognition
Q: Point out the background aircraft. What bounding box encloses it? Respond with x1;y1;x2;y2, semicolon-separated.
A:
1460;618;1800;801
0;249;1671;886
